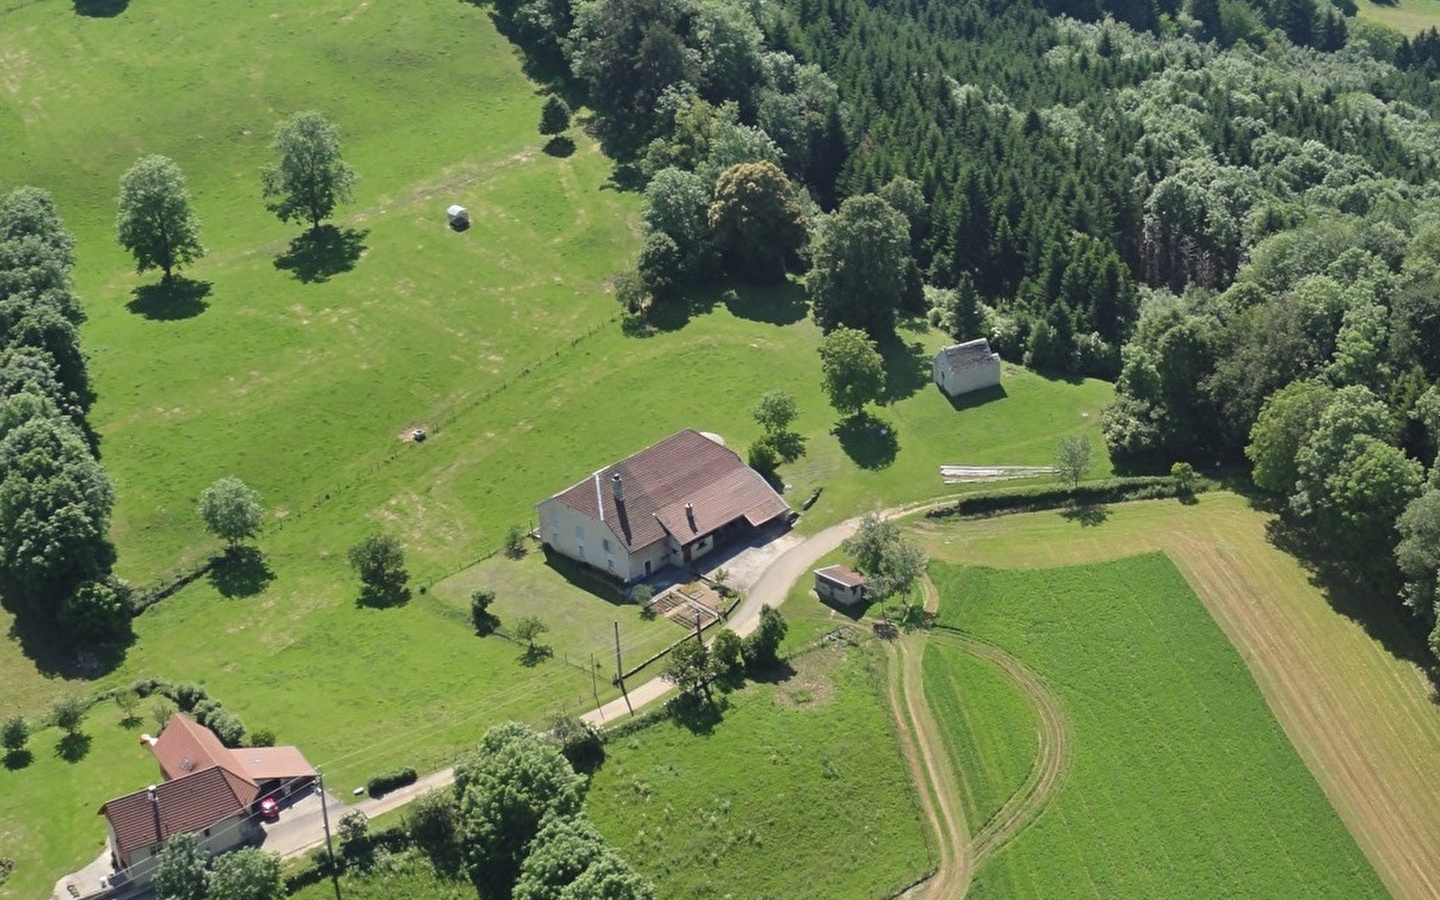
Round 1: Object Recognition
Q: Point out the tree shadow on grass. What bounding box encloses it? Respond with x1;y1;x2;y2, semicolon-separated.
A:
876;331;932;404
833;411;899;470
4;749;33;770
73;0;128;15
126;277;211;321
208;547;275;599
274;225;368;283
721;281;808;326
357;585;411;609
519;643;554;667
1265;517;1437;682
543;136;575;158
667;693;728;735
1059;503;1109;526
2;593;130;680
56;732;92;763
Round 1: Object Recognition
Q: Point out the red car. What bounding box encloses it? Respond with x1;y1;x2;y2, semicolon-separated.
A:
257;797;279;820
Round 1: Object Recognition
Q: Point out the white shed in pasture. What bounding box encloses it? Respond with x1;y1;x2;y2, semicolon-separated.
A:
446;205;469;228
933;338;1001;397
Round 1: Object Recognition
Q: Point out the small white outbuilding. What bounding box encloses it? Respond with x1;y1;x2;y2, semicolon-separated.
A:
933;338;1002;397
446;205;469;228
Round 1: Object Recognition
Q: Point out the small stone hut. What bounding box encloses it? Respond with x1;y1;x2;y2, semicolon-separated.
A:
933;338;1001;397
814;564;867;605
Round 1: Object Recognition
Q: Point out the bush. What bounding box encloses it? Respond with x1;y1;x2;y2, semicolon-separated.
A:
51;695;87;735
248;728;276;748
338;810;373;871
548;714;605;773
172;682;208;712
711;628;744;680
2;715;28;755
192;697;221;724
205;709;246;747
130;676;171;698
367;766;418;798
748;438;780;480
408;790;460;868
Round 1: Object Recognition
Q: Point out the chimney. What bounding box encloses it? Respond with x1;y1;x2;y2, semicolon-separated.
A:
611;473;624;504
148;785;162;841
685;502;695;528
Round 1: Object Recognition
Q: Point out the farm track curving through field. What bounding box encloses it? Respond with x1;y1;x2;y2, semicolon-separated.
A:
887;576;1073;899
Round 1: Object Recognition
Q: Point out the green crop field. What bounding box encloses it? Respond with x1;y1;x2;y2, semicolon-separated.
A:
920;641;1038;833
928;556;1386;899
585;639;932;899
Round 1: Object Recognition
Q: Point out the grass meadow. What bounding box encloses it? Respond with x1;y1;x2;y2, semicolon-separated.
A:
928;555;1387;899
1356;0;1440;35
0;0;1105;894
584;638;932;899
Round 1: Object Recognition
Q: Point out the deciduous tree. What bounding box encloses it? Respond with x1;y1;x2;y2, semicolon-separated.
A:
556;850;655;900
842;512;926;600
260;112;357;234
1055;435;1093;488
348;534;408;604
809;193;912;335
1246;379;1334;494
708;161;806;283
1;715;28;758
455;721;586;900
663;637;711;702
741;604;786;671
513;813;608;900
818;327;884;417
752;389;797;435
207;848;284;900
152;833;209;900
116;155;204;284
197;476;265;552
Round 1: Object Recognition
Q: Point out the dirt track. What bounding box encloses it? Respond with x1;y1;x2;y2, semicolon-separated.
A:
886;578;1074;900
914;493;1440;900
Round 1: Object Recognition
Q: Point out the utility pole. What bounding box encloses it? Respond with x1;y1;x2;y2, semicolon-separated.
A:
316;769;342;900
590;652;602;717
614;620;632;715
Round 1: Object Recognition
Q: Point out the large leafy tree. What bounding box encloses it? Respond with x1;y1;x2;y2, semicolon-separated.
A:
1396;486;1440;641
347;533;408;604
260;112;357;233
663;636;712;702
809;193;912;335
818;327;885;417
0;412;114;600
1246;379;1334;494
152;833;209;900
197;476;265;552
455;721;587;900
207;848;284;900
707;161;807;283
116;155;205;284
842;513;926;600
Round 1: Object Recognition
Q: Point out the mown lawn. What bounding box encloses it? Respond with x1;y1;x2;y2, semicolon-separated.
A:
585;640;932;899
929;556;1387;900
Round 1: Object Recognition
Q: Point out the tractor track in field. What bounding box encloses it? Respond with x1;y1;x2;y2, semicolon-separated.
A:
887;577;1073;899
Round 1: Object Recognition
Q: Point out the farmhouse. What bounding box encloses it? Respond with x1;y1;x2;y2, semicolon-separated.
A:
536;429;792;583
814;564;867;605
933;338;1001;397
97;715;315;887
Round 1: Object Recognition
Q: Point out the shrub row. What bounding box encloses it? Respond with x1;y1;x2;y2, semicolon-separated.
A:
366;766;418;798
924;476;1200;519
128;677;248;747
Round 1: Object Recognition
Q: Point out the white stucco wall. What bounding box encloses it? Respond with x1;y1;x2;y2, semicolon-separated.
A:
537;496;671;582
934;356;1001;397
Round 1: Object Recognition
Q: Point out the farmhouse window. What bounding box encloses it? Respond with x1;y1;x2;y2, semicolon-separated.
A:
574;525;584;540
603;538;611;552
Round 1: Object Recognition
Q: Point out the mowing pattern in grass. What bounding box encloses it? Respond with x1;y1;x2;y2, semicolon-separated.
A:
920;641;1038;833
586;641;931;899
929;556;1386;900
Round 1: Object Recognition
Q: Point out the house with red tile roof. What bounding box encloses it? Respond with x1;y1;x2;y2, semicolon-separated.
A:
536;429;793;583
96;715;315;887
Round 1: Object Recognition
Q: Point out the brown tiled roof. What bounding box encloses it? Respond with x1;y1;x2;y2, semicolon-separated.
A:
544;429;791;552
100;767;257;855
151;714;246;781
936;338;1000;373
815;564;867;588
228;746;316;782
